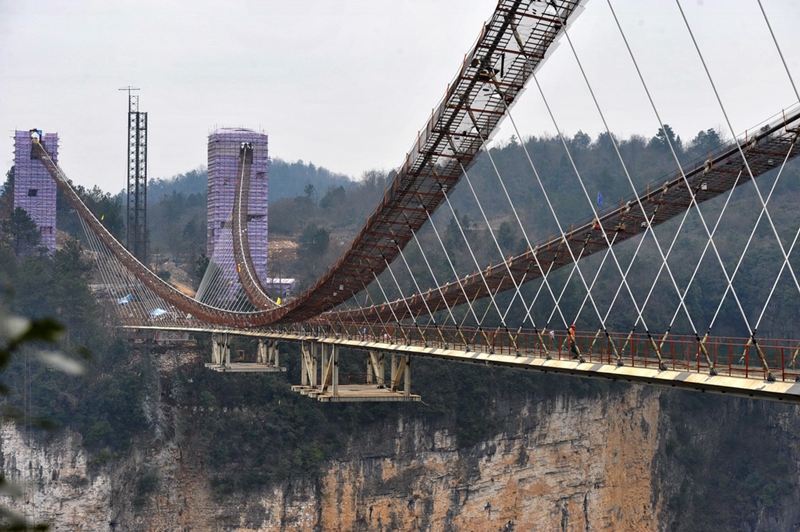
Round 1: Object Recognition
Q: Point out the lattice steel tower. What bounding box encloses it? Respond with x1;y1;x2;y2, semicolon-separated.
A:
121;87;148;263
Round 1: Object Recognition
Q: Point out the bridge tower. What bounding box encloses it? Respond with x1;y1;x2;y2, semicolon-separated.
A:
121;87;148;263
206;128;269;291
13;129;58;253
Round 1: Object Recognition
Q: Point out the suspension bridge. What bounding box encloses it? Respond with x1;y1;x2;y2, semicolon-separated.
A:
28;0;800;403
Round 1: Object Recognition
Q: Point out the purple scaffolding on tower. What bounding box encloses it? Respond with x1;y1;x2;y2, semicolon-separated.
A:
205;128;269;304
13;130;59;253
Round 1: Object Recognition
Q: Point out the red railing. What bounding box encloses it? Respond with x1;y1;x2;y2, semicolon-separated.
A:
270;322;800;383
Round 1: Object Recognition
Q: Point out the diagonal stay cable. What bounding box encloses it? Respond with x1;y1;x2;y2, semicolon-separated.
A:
498;69;616;361
753;0;800;335
659;167;743;353
347;288;381;340
403;208;459;327
677;0;800;299
754;220;800;334
524;70;645;360
757;0;800;103
551;3;701;365
545;232;613;330
370;269;411;345
500;22;598;332
404;206;471;347
417;188;485;347
357;279;392;341
393;243;438;326
605;0;777;373
706;146;795;334
675;0;800;379
604;0;734;352
447;133;539;343
80;215;142;320
383;242;439;347
393;240;448;346
432;167;508;329
504;14;638;361
452;110;566;333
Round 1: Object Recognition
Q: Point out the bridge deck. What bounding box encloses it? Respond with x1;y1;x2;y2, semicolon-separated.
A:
126;326;800;405
307;336;800;405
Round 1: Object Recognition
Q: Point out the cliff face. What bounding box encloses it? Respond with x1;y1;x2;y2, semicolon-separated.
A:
313;389;661;532
0;383;663;531
1;347;799;532
0;424;111;529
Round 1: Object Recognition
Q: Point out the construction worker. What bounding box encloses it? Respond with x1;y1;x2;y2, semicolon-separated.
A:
568;323;581;359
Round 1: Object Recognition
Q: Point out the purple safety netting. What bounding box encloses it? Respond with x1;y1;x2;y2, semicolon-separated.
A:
13;130;59;253
207;128;269;290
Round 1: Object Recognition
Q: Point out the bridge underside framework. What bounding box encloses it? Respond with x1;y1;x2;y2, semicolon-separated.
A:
30;0;800;403
128;326;800;405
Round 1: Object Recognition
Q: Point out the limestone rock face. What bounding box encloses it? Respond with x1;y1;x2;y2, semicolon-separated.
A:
0;424;111;530
0;386;663;531
313;388;661;532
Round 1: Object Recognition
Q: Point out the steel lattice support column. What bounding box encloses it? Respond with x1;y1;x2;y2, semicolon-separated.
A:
124;90;148;263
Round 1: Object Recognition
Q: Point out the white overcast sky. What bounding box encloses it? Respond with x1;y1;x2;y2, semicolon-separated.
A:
1;1;799;191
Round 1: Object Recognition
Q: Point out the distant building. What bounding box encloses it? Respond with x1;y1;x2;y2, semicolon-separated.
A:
13;130;58;253
263;277;296;297
206;128;269;292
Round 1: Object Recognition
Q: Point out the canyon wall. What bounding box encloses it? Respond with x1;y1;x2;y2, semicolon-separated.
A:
0;386;664;531
1;347;799;531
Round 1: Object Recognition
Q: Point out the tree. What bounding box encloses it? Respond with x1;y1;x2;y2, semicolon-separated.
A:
649;124;682;153
496;221;516;253
85;186;124;237
2;207;42;256
319;186;346;209
0;167;13;219
297;224;330;260
181;217;205;262
195;253;210;281
57;185;125;239
594;131;619;154
1;167;13;198
572;130;591;150
48;238;98;346
0;308;66;531
690;128;723;155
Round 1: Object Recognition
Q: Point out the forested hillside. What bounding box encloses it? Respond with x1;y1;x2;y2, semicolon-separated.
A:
146;158;351;204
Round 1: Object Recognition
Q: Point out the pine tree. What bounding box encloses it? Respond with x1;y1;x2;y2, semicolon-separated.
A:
2;207;41;257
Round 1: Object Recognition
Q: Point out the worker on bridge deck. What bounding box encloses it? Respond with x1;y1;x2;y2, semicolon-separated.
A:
568;323;581;359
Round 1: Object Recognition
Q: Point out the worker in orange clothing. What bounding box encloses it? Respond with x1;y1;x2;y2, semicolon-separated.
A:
568;323;581;359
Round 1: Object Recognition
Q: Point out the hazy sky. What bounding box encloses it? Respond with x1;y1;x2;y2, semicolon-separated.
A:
1;1;799;191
